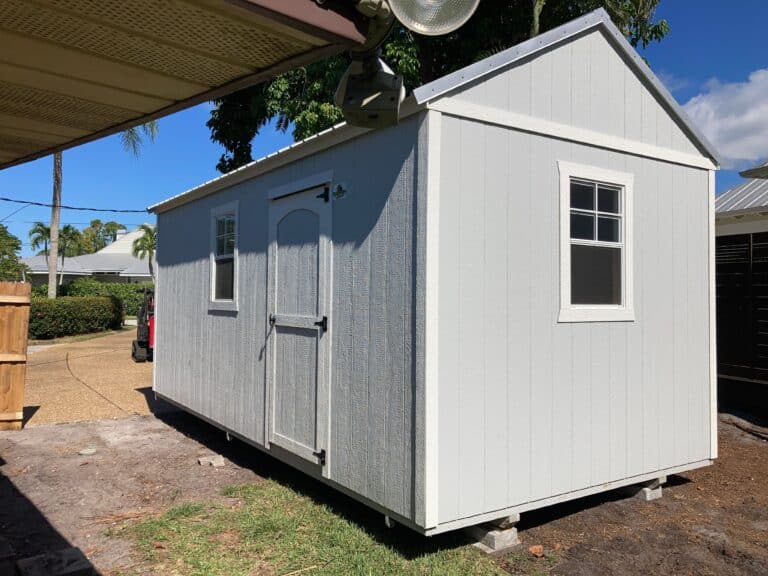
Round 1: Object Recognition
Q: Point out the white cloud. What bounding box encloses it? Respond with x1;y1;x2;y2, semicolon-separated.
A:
683;69;768;169
657;70;690;94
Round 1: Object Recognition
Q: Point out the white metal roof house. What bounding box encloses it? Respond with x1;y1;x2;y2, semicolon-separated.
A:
149;9;719;537
23;226;154;285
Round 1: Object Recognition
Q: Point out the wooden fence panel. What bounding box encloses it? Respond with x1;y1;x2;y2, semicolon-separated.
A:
0;282;31;431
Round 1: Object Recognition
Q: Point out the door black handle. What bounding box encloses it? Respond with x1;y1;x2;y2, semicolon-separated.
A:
314;316;328;332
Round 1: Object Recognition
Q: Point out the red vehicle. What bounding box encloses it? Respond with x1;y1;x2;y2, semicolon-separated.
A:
131;289;154;362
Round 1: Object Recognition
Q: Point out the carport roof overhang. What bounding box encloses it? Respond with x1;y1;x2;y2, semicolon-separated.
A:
0;0;367;170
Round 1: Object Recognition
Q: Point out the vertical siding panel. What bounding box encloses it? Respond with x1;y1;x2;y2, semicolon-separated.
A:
438;116;462;523
571;322;591;489
550;43;571;125
606;36;626;139
528;135;554;500
457;120;486;518
483;125;510;511
672;165;690;464
507;61;531;115
623;67;642;144
590;326;611;484
589;32;610;136
531;51;553;120
609;323;627;479
507;129;532;504
384;145;409;512
570;33;590;128
640;88;658;147
657;163;676;469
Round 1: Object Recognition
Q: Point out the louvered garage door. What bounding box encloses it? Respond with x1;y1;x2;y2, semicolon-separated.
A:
717;232;768;383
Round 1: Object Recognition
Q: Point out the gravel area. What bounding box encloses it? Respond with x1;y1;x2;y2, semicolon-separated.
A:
24;330;172;425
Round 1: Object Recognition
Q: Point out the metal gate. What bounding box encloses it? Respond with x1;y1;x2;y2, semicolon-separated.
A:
716;232;768;383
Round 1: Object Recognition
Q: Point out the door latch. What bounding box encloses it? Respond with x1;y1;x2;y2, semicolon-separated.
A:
316;186;330;203
313;449;326;466
314;316;328;332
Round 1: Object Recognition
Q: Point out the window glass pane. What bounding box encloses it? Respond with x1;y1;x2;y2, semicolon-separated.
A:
215;258;234;300
216;217;226;236
571;181;594;210
225;217;235;235
571;245;621;305
570;212;595;240
597;216;620;242
598;186;621;213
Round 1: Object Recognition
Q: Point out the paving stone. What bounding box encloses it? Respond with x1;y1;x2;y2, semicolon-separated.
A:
197;454;225;467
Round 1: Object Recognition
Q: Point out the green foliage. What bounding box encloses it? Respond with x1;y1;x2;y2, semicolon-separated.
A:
0;224;28;281
29;295;123;339
78;219;127;254
31;278;153;316
121;121;159;158
28;221;50;256
131;224;156;278
208;0;668;173
59;224;82;259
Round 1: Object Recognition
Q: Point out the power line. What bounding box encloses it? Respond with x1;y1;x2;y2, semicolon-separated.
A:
0;196;148;213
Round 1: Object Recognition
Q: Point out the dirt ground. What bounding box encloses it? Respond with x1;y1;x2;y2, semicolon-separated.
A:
23;329;170;425
0;411;766;576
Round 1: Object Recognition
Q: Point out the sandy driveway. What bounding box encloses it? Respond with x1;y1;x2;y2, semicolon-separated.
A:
24;329;173;425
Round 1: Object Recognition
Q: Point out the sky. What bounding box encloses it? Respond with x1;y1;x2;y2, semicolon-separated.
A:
1;1;766;256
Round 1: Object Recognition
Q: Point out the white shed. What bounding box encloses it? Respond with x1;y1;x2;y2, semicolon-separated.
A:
149;9;720;537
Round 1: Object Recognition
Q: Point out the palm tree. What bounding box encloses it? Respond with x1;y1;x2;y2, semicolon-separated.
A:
28;222;50;256
46;121;158;298
132;224;156;280
58;224;81;285
121;121;159;157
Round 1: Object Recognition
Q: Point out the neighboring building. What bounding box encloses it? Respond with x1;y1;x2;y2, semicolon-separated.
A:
149;9;719;537
23;226;154;285
715;169;768;384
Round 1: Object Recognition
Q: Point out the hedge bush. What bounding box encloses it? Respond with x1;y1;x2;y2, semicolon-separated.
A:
32;278;153;316
29;296;124;339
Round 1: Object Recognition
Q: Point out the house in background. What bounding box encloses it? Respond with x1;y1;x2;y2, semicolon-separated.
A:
149;9;718;539
23;226;154;285
716;163;768;384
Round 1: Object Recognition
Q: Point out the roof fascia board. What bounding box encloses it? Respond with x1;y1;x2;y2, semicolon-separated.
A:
740;165;768;179
429;98;716;170
413;8;721;167
149;98;426;214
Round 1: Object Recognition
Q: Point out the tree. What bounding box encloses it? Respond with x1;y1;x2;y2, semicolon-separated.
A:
29;222;51;256
104;221;127;243
121;121;159;157
132;224;156;280
47;151;62;299
45;122;157;298
0;225;28;282
208;0;668;173
58;224;82;285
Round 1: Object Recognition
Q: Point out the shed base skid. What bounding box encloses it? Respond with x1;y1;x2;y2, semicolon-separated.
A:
156;392;712;537
467;513;521;553
618;476;666;502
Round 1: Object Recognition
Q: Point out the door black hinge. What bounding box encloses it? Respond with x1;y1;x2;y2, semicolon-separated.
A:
314;448;326;466
314;316;328;332
316;186;330;202
269;314;275;326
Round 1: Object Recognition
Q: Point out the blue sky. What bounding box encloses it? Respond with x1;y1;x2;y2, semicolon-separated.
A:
1;1;766;256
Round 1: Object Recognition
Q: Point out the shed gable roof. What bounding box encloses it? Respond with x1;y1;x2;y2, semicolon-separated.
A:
413;8;720;166
716;178;768;217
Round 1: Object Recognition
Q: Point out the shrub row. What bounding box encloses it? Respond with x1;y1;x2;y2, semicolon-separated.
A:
29;295;124;340
32;278;153;316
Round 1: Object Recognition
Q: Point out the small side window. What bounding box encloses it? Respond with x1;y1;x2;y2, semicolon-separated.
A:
214;214;235;300
210;201;238;309
558;162;634;323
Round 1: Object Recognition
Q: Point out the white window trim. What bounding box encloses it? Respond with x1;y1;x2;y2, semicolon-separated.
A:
209;200;239;311
558;161;634;323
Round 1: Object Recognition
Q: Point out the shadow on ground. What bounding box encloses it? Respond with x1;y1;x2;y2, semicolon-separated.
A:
0;456;101;575
153;409;675;561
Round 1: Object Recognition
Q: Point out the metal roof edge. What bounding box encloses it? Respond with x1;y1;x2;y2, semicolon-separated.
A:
414;7;721;167
740;162;768;179
149;97;425;213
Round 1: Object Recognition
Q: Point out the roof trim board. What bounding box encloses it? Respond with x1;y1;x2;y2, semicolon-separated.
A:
413;8;721;166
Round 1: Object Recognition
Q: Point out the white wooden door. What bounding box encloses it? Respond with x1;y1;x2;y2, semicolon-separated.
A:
266;186;331;470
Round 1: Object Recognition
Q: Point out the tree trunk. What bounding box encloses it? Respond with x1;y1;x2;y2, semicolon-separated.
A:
149;257;154;281
47;152;62;299
531;0;546;37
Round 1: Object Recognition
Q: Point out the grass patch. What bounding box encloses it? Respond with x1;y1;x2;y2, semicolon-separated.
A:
121;480;508;576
